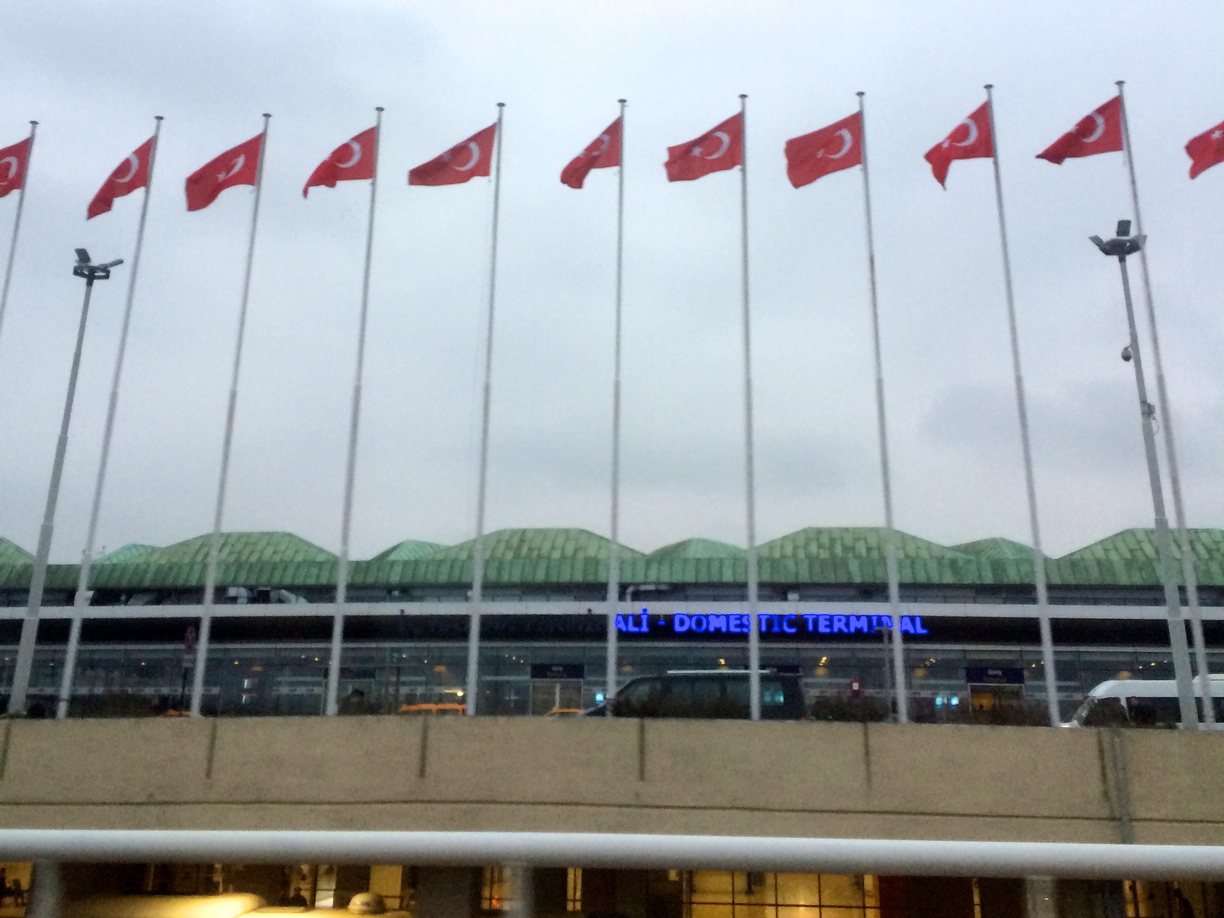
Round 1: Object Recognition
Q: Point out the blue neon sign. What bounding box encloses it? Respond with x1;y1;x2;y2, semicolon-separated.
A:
614;610;929;637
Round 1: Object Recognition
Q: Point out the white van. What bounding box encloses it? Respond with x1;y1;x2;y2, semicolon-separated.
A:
1067;675;1224;728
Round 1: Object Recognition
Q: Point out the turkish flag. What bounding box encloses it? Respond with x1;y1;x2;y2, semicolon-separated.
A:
665;112;743;182
561;117;622;189
408;123;497;186
185;133;263;212
0;137;30;199
303;126;377;197
785;112;862;188
1036;96;1123;165
1186;119;1224;179
924;102;994;188
88;137;154;220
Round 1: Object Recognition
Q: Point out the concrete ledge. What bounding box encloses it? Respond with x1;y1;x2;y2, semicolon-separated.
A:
0;717;1215;845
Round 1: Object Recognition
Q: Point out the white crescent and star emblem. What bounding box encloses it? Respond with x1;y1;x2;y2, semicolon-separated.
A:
1079;112;1106;144
0;157;17;182
335;141;362;169
217;155;246;182
694;131;731;160
588;133;611;158
443;141;481;171
948;118;979;148
818;129;854;159
114;153;139;184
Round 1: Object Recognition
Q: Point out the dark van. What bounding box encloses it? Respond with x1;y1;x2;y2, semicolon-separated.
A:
586;670;806;720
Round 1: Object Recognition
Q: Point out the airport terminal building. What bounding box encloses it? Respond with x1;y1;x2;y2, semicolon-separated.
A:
0;525;1219;719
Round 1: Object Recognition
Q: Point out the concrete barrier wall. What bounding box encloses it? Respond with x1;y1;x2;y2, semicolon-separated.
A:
0;717;1217;845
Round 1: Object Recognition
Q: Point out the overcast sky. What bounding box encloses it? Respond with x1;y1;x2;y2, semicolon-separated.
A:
2;1;1223;563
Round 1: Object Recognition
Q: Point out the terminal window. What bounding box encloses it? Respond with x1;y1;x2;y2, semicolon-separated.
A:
686;871;880;918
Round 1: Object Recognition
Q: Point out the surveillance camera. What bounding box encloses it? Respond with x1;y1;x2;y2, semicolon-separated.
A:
1121;345;1133;362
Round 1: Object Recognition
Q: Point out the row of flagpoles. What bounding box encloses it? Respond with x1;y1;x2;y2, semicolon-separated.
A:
0;85;1216;727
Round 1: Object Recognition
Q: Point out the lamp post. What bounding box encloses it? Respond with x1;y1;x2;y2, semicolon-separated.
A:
8;250;122;716
1089;221;1197;728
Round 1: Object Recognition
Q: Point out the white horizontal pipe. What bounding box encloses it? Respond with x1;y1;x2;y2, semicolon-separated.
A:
0;831;1220;880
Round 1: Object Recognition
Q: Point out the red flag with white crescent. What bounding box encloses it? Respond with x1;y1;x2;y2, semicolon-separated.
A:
924;101;994;188
1036;97;1123;165
185;133;263;212
0;136;30;200
88;137;154;220
561;117;622;189
408;123;497;187
785;112;862;188
303;126;377;197
1186;119;1224;179
665;112;743;182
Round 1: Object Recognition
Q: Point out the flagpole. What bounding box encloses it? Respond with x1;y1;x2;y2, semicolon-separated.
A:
605;99;627;715
57;116;164;720
465;103;505;717
324;108;384;718
983;85;1060;727
0;120;37;349
735;94;761;721
856;93;908;724
191;113;271;718
1116;81;1213;726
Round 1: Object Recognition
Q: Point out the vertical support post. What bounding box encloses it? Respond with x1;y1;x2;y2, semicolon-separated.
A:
857;92;908;724
1116;82;1213;725
0;120;37;347
737;94;761;721
10;277;98;714
327;107;384;717
465;103;506;717
191;113;271;717
983;85;1060;727
1115;253;1198;727
61;116;164;720
605;99;627;715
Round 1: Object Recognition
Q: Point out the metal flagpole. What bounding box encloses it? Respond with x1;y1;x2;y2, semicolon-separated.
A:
983;85;1060;727
1094;227;1198;726
190;113;271;717
0;121;37;349
856;93;908;724
58;116;164;720
325;107;384;718
9;254;122;714
738;94;761;722
465;103;505;717
1115;82;1212;725
605;99;627;715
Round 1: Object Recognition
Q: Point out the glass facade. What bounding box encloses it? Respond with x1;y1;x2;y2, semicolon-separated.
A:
5;637;1220;720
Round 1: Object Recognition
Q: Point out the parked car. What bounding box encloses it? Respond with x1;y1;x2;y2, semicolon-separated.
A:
585;670;806;720
1066;675;1224;728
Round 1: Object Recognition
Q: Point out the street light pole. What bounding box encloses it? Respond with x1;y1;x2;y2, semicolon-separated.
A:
8;250;122;715
1090;222;1197;727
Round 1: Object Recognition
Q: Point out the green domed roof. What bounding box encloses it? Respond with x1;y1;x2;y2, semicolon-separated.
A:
0;538;32;566
141;531;336;564
369;539;445;562
648;538;744;560
429;527;644;561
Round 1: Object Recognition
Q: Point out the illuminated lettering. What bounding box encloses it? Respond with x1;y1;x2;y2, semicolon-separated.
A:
782;614;797;634
675;613;690;633
708;614;728;633
849;615;869;633
900;616;914;634
832;615;848;633
803;614;818;631
729;615;746;634
691;614;708;633
818;615;832;633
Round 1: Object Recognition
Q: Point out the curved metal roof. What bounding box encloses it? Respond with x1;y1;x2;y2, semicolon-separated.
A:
1;526;1222;590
